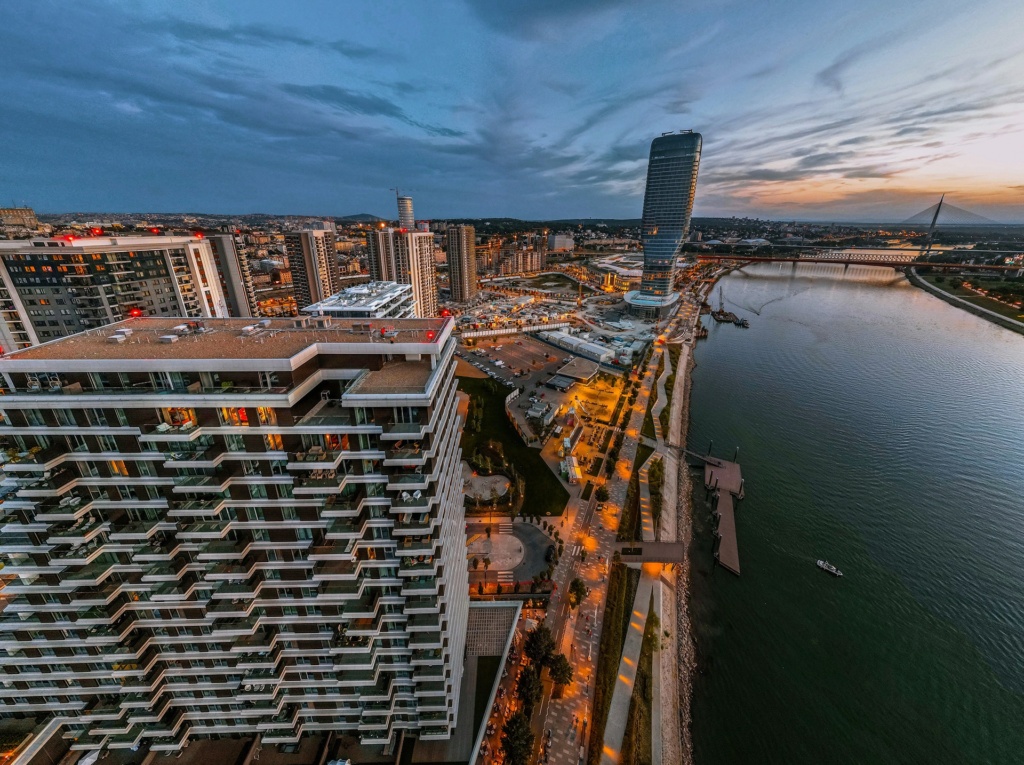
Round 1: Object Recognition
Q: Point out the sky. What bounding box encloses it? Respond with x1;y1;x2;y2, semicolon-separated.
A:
2;0;1024;222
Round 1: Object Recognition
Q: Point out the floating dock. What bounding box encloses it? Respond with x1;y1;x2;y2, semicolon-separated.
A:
703;457;744;576
712;492;740;575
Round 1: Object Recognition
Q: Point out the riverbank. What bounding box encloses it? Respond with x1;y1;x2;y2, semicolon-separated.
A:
908;267;1024;336
669;342;696;765
687;264;1024;765
654;317;700;765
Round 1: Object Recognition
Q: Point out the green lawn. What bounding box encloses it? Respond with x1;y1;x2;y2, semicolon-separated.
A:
641;352;665;440
922;275;1024;321
458;376;570;517
618;443;654;542
620;596;657;765
659;345;681;434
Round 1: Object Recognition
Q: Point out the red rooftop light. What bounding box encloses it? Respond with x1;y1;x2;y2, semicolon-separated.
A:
426;331;436;341
129;308;143;318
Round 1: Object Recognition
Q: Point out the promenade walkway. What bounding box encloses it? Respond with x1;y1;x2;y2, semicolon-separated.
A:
601;322;680;765
540;327;665;765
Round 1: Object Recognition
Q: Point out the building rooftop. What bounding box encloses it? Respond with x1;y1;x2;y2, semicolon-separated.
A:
0;316;452;365
303;281;412;314
0;234;203;251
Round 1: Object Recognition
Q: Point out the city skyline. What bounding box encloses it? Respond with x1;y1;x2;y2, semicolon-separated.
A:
2;0;1023;222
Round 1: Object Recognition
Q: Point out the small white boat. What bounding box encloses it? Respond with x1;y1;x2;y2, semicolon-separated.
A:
817;559;843;577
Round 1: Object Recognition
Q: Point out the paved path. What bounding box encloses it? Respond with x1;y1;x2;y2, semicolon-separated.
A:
599;305;697;765
537;330;666;765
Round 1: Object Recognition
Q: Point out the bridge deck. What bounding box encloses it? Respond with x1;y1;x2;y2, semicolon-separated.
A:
615;541;685;564
696;255;1018;271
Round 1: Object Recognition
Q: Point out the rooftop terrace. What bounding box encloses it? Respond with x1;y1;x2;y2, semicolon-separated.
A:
1;316;452;364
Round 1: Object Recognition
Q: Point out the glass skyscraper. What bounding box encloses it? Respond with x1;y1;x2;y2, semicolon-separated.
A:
625;131;702;318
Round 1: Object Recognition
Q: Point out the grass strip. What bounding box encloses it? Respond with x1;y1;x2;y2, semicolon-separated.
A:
587;564;641;765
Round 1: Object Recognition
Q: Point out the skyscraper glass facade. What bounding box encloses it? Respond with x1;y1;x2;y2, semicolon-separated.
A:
627;131;702;318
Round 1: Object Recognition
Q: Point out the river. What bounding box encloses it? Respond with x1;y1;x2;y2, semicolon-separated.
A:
686;263;1024;765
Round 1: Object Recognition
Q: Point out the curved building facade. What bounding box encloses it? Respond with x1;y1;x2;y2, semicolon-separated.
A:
626;131;702;318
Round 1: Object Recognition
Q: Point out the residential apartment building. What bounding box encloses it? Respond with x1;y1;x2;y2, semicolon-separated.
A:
207;235;259;318
366;230;438;319
0;235;229;349
302;282;416;320
497;250;544;276
445;226;477;304
284;230;341;310
547;234;574;252
0;315;469;755
0;207;41;236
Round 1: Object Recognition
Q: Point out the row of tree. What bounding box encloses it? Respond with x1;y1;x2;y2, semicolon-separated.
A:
501;625;576;765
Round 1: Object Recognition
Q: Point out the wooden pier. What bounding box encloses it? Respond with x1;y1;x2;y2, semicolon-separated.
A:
702;456;744;576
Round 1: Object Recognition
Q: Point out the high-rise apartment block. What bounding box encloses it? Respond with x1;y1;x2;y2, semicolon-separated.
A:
0;315;469;754
285;230;342;310
445;226;477;304
366;230;438;318
208;234;259;317
625;131;702;318
0;235;229;350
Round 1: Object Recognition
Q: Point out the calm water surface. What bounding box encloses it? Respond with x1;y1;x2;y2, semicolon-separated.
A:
686;263;1024;765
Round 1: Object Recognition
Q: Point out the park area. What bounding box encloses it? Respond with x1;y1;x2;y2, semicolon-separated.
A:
457;375;570;517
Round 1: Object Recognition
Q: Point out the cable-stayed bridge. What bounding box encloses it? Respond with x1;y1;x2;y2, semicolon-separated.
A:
901;198;1000;227
695;196;1021;272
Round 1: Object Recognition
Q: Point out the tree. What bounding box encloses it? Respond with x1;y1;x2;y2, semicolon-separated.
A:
501;711;535;765
516;665;542;713
568;577;587;609
482;557;491;581
596;486;610;502
472;557;479;571
549;653;573;690
524;624;556;667
477;582;484;596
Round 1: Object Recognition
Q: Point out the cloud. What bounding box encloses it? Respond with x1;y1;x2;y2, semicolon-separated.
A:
464;0;637;39
326;39;384;59
814;30;910;94
280;84;464;137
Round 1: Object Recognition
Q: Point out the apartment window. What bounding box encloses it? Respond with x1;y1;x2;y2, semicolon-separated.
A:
86;408;108;427
54;409;76;427
395;406;420;424
24;409;45;427
97;435;117;451
109;460;129;477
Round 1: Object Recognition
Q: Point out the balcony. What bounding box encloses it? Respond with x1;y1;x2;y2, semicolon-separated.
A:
108;518;175;542
380;420;428;440
46;517;109;544
287;448;342;470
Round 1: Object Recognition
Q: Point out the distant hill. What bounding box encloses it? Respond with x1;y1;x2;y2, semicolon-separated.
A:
338;213;387;222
